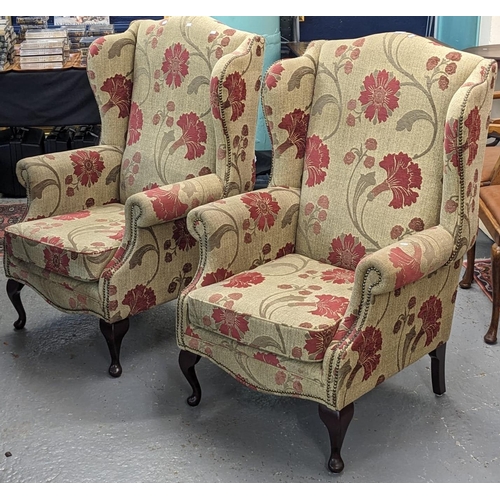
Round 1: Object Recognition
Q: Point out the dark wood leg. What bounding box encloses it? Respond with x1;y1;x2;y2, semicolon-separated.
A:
6;279;26;329
485;242;500;344
99;318;130;378
429;342;446;396
459;243;476;289
318;402;354;473
179;350;202;406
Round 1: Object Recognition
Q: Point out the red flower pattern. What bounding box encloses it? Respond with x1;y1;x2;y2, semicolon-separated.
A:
444;118;460;168
127;102;144;146
464;106;481;166
210;76;222;120
328;234;366;271
304;327;337;361
241;191;281;232
359;69;400;124
162;42;190;88
351;326;383;381
122;284;157;315
222;72;246;121
100;74;133;118
304;135;330;187
89;37;105;57
43;246;70;275
53;211;91;221
172;218;197;251
223;271;265;288
389;245;424;290
211;308;249;341
253;352;285;368
275;242;295;259
276;109;310;158
170;112;207;160
310;294;349;320
70;150;106;187
202;268;234;287
145;184;189;222
266;62;285;89
370;153;422;209
418;296;443;346
320;268;355;284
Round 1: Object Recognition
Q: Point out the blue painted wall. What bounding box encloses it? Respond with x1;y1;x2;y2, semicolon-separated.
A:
212;16;281;151
435;16;480;50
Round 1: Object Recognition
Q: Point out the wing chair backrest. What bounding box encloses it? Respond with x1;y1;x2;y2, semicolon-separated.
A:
87;16;264;203
263;33;496;269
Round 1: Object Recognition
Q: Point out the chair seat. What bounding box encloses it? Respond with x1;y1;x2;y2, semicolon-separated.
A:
186;253;355;363
481;147;500;184
5;204;125;282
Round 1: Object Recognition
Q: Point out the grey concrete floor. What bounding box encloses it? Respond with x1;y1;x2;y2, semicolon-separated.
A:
0;231;499;483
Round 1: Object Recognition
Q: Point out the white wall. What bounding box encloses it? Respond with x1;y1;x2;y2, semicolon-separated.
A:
479;17;500;119
479;16;500;45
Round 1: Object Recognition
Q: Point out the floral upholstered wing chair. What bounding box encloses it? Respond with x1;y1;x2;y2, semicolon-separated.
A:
176;33;496;472
3;16;265;377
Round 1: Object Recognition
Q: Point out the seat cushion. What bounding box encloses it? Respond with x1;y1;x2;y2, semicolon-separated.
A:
187;253;354;363
5;204;125;282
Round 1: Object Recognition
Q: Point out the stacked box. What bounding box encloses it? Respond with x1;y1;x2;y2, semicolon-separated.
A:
0;16;17;70
16;16;48;42
19;28;70;70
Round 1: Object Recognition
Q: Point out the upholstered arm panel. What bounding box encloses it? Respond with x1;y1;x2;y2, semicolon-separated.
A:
186;186;300;284
124;173;224;230
211;34;266;196
86;22;139;149
348;225;455;307
262;41;325;189
323;260;461;410
440;58;497;259
17;145;123;221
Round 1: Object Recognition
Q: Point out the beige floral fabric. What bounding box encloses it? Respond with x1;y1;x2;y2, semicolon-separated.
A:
3;16;265;327
177;32;497;412
6;204;125;282
187;253;355;362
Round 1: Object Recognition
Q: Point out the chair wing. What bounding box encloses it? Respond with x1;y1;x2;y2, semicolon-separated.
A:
3;17;265;378
176;32;496;472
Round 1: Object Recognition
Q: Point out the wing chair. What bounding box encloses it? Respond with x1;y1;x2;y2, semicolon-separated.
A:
176;32;496;472
459;146;500;344
3;16;265;377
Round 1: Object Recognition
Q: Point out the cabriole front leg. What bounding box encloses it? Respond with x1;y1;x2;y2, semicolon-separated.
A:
179;350;202;406
318;402;354;473
6;279;26;329
429;342;446;396
99;318;130;378
485;242;500;344
459;243;476;289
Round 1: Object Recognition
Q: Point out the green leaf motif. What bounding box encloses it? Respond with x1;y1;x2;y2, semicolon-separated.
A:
396;110;433;132
188;75;210;95
336;359;352;391
31;179;58;199
105;164;121;185
281;203;299;228
160;130;176;159
312;94;338;116
250;335;284;352
288;66;315;91
108;38;135;59
129;244;157;269
208;223;235;249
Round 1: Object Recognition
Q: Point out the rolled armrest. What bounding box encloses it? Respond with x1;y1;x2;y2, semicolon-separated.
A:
18;145;123;220
124;174;224;229
350;225;454;307
186;186;300;284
